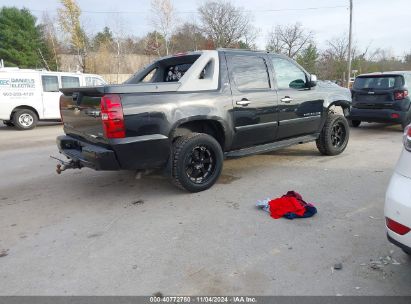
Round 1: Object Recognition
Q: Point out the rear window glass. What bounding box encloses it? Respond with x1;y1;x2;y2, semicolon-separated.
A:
61;76;80;88
125;54;200;84
165;64;192;82
353;76;403;90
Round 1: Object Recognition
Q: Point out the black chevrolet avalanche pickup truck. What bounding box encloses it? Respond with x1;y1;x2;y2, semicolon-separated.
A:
56;49;352;192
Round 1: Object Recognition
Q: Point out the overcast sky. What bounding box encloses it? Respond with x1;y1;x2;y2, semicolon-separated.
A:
2;0;411;57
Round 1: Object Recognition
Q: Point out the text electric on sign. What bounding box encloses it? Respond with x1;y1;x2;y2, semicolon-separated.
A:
0;78;36;89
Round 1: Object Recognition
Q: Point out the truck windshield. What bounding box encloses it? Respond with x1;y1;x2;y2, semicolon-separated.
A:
353;75;403;90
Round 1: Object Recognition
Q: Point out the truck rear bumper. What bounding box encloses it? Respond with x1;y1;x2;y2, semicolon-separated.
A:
57;134;170;171
348;107;408;124
57;135;121;170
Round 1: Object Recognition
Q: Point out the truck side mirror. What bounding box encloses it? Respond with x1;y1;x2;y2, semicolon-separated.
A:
309;74;317;87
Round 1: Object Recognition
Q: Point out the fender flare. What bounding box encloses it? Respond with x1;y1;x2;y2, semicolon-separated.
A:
169;116;231;150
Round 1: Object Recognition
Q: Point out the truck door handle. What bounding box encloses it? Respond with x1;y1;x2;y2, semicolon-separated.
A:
280;97;293;103
236;98;251;106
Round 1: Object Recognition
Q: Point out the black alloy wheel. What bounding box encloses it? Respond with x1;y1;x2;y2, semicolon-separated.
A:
331;122;347;148
185;144;215;184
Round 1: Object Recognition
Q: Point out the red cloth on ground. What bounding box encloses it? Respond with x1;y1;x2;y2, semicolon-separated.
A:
268;196;306;219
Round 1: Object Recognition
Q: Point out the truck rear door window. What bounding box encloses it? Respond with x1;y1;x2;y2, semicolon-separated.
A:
353;76;403;90
42;75;59;92
61;76;80;88
228;56;270;91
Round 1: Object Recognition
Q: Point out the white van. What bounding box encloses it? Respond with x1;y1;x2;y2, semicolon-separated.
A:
0;67;106;130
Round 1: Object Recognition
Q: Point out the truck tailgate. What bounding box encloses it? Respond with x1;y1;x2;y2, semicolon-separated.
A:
60;87;106;142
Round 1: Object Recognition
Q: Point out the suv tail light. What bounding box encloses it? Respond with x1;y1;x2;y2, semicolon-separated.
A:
404;124;411;152
386;217;411;235
100;94;125;138
394;90;408;100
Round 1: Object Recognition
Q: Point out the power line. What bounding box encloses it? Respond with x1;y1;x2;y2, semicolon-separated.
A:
30;5;348;15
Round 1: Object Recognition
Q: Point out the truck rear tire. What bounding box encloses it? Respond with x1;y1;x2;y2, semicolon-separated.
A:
171;132;223;192
316;113;350;156
12;109;38;130
349;120;361;127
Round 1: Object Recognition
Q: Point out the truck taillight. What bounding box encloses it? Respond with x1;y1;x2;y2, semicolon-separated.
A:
404;124;411;152
394;90;408;100
100;94;125;138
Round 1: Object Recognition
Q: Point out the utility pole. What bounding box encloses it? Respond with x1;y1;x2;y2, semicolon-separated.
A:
347;0;353;88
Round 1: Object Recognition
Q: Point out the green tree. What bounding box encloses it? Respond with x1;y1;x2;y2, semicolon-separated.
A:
170;23;208;53
297;43;319;74
143;31;165;56
0;7;50;68
93;26;114;51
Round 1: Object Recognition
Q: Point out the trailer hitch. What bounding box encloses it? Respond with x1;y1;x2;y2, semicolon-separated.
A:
50;156;82;174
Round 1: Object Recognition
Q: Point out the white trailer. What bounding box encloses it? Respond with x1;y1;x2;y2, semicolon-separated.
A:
0;67;106;130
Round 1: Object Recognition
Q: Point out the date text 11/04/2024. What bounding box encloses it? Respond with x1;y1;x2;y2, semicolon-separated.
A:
149;296;257;303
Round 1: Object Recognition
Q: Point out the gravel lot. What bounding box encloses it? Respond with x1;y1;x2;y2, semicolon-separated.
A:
0;121;410;295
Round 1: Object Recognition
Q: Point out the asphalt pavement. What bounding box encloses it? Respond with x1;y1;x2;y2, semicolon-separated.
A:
0;121;410;295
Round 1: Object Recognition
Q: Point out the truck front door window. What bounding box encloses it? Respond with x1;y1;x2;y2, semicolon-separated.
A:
271;57;307;90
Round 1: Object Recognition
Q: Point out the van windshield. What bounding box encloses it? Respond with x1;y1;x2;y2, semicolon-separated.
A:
353;75;403;90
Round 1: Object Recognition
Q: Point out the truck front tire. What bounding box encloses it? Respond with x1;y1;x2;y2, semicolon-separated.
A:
12;109;38;130
171;133;223;192
316;113;350;156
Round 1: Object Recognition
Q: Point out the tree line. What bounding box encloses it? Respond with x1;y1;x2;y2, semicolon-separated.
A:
1;0;410;83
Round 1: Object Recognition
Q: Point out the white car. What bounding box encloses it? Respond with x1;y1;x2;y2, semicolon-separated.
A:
385;124;411;255
0;66;106;130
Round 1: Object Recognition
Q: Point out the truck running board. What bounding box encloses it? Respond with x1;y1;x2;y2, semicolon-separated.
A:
224;134;319;158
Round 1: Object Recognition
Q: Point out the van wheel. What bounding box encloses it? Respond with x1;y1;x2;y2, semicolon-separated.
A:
12;109;38;130
349;120;361;127
171;133;223;192
316;113;350;156
3;120;14;127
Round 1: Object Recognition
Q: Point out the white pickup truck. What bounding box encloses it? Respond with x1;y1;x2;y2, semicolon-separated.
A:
0;67;106;130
